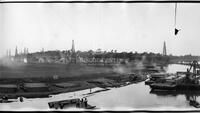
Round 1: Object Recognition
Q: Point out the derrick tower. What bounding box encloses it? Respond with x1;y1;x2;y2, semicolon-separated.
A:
15;46;18;57
71;40;76;63
163;41;167;56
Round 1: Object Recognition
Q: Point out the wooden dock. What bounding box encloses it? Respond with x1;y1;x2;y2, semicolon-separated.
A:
48;98;96;109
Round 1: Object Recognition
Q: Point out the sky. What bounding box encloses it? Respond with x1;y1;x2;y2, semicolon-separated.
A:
1;3;200;57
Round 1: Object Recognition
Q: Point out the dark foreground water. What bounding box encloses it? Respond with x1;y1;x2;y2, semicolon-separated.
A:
1;64;199;111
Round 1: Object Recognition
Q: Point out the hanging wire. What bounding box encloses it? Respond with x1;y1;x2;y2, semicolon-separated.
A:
174;3;177;28
174;3;180;35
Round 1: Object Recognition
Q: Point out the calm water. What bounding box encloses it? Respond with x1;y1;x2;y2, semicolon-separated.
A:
1;64;200;111
87;64;200;110
165;64;189;73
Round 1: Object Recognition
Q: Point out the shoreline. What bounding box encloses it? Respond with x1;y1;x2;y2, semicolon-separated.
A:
0;75;147;100
0;63;156;100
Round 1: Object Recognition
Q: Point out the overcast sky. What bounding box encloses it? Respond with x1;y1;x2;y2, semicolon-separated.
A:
1;3;200;57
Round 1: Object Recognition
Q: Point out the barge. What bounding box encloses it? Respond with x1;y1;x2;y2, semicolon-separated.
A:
48;97;96;109
0;84;18;93
150;82;176;91
149;60;200;91
145;72;173;85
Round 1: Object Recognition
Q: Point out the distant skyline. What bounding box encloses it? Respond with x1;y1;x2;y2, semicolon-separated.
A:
1;3;200;57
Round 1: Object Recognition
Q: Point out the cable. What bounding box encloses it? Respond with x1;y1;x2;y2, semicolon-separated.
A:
174;3;177;28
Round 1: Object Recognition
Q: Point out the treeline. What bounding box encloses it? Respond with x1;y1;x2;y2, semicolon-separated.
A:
26;50;170;64
168;54;200;63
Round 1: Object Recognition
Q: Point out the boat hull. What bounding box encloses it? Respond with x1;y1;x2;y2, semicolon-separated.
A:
150;83;200;91
150;83;176;91
145;80;154;85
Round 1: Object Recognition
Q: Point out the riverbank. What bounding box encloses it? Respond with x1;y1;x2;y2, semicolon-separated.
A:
0;64;196;111
0;73;147;99
0;62;159;99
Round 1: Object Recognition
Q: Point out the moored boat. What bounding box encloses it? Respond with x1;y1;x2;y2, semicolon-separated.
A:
145;72;172;85
150;82;176;91
149;60;200;91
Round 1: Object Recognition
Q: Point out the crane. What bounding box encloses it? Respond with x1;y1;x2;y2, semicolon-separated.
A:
184;60;200;84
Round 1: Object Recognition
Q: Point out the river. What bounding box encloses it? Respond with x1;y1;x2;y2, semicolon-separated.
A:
87;64;199;111
1;64;199;111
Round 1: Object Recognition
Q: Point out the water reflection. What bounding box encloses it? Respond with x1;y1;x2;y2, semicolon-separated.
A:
150;89;200;108
146;64;200;109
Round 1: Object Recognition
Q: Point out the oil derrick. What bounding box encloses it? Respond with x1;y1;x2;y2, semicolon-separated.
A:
9;49;11;58
71;40;76;63
163;41;167;56
42;48;44;53
15;46;18;57
26;48;29;54
41;48;45;57
24;47;28;57
6;50;8;57
24;47;27;55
